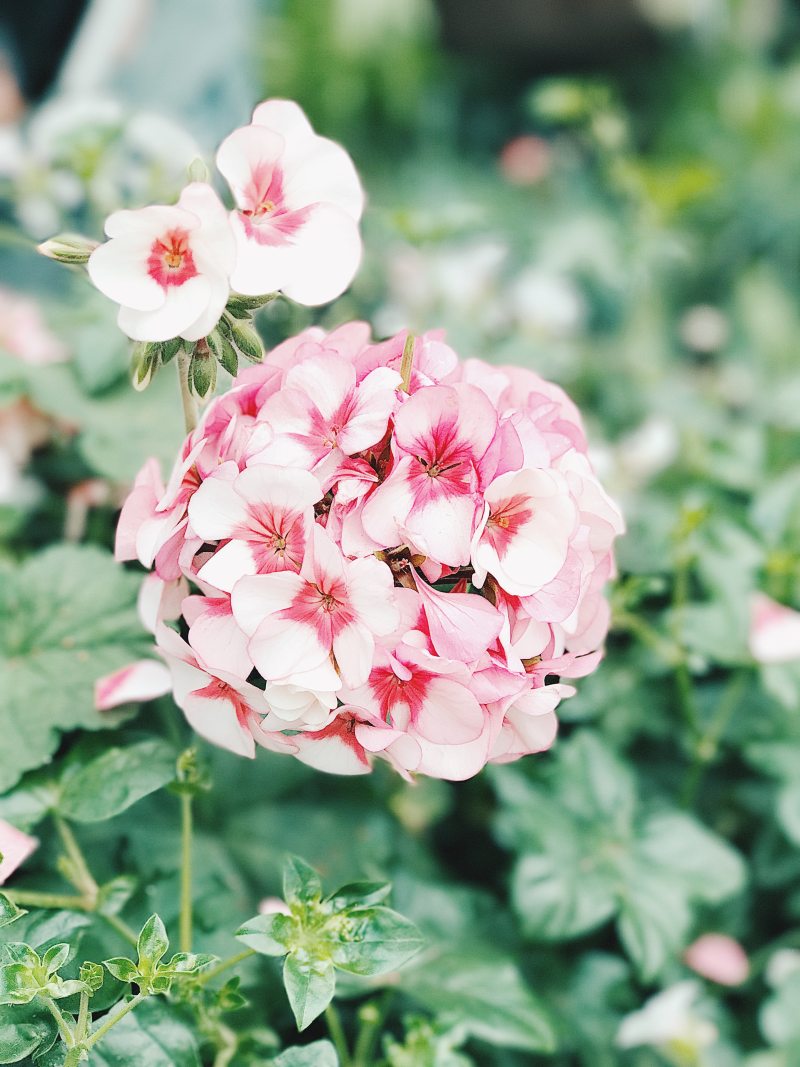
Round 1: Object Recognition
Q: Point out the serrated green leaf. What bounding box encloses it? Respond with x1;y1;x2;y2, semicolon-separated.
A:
327;906;424;976
236;913;295;957
0;546;150;793
283;856;323;907
87;997;201;1067
283;953;335;1031
273;1040;338;1066
137;915;169;972
0;895;26;930
400;950;558;1053
58;739;177;824
80;961;104;993
0;1002;58;1063
103;957;141;983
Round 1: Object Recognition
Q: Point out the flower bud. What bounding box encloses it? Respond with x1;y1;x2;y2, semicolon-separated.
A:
36;233;99;265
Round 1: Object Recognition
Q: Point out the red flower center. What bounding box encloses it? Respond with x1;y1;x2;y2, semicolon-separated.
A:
147;229;198;287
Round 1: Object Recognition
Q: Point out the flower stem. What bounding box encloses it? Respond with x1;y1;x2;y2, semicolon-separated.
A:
325;1003;351;1066
75;989;90;1044
3;889;91;911
680;668;749;808
43;998;75;1046
101;911;140;948
85;991;148;1048
353;991;393;1067
197;948;255;986
177;347;198;433
179;791;194;953
55;816;98;904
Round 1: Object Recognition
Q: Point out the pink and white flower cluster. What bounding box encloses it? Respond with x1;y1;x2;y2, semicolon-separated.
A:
86;101;364;341
108;325;624;780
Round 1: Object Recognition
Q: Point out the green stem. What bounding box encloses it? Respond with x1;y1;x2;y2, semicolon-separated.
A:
75;989;90;1044
3;889;91;911
43;998;75;1046
63;1048;83;1067
177;348;199;433
353;991;393;1067
680;669;749;808
54;817;98;903
197;948;255;986
85;991;148;1049
671;547;702;741
325;1003;351;1066
179;792;194;953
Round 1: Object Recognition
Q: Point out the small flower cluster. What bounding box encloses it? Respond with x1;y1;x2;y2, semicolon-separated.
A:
83;100;363;344
111;325;624;780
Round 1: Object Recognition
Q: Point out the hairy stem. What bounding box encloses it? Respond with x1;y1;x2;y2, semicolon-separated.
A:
85;991;148;1049
197;948;255;986
177;347;199;433
325;1003;351;1066
43;998;75;1046
54;816;98;904
3;889;91;911
180;791;194;953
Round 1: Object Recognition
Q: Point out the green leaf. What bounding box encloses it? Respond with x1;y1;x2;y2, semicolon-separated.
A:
41;944;69;976
283;953;335;1031
236;913;295;956
2;945;38;967
0;546;150;793
400;950;557;1053
283;856;323;907
58;739;177;824
327;882;392;909
634;811;746;903
217;334;239;376
0;912;90;960
137;915;169;972
0;1002;58;1063
159;338;183;365
226;292;278;314
273;1041;338;1066
0;895;26;930
88;997;201;1067
327;907;424;976
615;865;692;982
80;961;105;994
103;957;141;983
0;770;59;831
159;952;216;976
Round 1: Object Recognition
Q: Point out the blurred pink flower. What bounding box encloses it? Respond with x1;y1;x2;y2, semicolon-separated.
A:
0;287;67;365
749;593;800;665
0;819;38;885
684;933;750;986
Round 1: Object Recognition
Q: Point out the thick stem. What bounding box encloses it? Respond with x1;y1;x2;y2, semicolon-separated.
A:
75;990;90;1045
197;948;255;986
54;817;98;904
179;792;194;953
177;348;199;434
43;998;75;1046
85;991;147;1049
3;889;91;911
325;1004;351;1066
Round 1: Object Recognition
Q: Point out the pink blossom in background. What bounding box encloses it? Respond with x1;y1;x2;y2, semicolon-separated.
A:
109;323;624;781
684;934;750;986
0;287;67;365
0;819;38;884
216;99;364;305
749;593;800;665
88;182;235;342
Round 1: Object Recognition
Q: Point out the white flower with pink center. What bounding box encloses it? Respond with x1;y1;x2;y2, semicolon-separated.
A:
187;461;322;593
362;383;498;566
252;354;401;484
87;182;235;342
216;99;364;305
232;524;399;690
471;468;578;597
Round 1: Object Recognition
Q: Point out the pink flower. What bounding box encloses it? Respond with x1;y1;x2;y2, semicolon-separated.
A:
362;383;499;566
232;524;399;689
471;468;577;596
188;461;323;592
0;287;67;365
684;934;750;987
749;593;800;665
0;819;38;885
94;659;171;710
216;99;363;305
87;182;235;342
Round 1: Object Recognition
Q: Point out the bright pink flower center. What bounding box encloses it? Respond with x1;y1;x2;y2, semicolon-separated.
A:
408;417;476;500
195;678;251;730
370;664;432;725
233;505;306;572
485;494;534;558
147;229;198;287
280;575;355;646
239;163;311;247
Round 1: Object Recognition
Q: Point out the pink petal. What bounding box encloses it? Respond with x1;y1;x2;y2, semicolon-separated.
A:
684;934;750;986
94;660;172;710
750;593;800;664
0;820;38;885
413;570;503;663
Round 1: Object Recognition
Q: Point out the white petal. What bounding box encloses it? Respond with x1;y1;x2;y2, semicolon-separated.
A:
117;275;212;343
88;238;164;312
231;571;305;636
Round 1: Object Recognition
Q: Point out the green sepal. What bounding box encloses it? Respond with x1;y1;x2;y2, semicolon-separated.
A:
190;351;217;398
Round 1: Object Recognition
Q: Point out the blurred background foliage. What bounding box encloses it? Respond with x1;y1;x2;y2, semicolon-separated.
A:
2;0;800;1064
